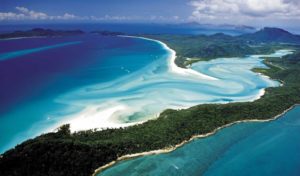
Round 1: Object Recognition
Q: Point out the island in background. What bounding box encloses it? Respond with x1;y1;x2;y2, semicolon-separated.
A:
0;27;300;176
0;28;128;39
0;28;85;39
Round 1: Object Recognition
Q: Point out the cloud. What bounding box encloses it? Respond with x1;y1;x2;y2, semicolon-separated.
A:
189;0;300;24
91;14;183;22
0;6;83;21
16;6;49;20
0;6;184;23
90;15;138;21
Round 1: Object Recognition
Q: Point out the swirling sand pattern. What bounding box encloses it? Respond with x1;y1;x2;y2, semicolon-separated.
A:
56;37;291;131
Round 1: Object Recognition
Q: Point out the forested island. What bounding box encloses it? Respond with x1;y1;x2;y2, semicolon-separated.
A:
0;28;85;39
0;27;300;176
0;28;126;39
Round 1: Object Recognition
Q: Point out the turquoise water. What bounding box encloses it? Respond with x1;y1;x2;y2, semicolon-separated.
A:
99;106;300;176
0;35;165;153
0;35;291;154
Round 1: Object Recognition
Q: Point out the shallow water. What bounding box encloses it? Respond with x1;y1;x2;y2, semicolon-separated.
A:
98;106;300;176
0;34;291;153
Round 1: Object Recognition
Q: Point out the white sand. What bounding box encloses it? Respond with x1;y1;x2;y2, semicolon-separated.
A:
65;36;219;132
120;35;218;80
60;104;143;132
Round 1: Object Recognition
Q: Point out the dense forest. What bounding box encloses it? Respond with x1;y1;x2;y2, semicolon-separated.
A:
1;30;300;176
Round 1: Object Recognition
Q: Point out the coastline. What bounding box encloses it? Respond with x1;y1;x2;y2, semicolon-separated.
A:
119;35;218;80
1;35;295;173
121;36;284;104
1;32;299;176
92;37;297;176
54;36;284;133
62;35;221;133
93;104;299;176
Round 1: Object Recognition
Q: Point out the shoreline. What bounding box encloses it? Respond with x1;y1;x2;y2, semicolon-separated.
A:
120;35;218;80
92;37;296;176
61;35;221;133
62;38;289;133
93;104;299;176
0;35;292;167
41;36;286;134
121;36;285;104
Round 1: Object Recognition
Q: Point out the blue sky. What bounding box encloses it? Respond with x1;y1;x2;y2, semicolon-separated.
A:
1;0;300;28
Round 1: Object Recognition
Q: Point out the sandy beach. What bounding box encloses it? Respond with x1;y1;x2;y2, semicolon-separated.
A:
121;35;218;80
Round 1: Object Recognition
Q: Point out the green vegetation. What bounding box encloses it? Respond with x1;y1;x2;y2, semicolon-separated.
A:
240;27;300;44
1;32;300;176
145;34;291;68
144;28;300;68
144;34;256;67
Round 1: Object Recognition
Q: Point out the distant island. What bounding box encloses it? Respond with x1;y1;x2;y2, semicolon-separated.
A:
91;30;125;36
0;28;85;39
0;27;300;176
242;27;300;44
0;28;127;39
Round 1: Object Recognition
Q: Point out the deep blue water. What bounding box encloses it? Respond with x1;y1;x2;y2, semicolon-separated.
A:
99;106;300;176
0;35;163;114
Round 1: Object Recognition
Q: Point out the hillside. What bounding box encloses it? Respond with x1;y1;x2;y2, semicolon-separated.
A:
240;27;300;44
147;27;300;68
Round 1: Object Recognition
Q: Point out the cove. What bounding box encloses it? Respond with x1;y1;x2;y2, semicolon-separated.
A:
98;105;300;176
